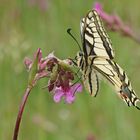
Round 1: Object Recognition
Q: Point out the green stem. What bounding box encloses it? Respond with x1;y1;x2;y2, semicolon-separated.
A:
12;86;33;140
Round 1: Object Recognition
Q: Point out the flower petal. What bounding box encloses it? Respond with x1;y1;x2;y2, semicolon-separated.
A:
37;48;42;62
39;60;48;71
46;52;55;60
71;83;83;93
64;83;82;104
65;93;75;104
53;87;64;103
94;2;113;24
24;57;32;71
94;2;103;13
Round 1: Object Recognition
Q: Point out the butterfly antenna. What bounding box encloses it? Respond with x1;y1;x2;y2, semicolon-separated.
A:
67;28;82;52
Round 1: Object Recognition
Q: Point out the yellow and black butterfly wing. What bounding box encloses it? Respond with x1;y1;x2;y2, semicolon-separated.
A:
90;57;140;109
80;10;114;59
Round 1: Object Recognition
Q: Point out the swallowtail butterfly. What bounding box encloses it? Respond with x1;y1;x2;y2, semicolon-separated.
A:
76;10;140;110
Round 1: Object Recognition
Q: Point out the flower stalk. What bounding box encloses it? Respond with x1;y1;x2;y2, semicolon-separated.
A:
13;85;33;140
12;48;82;140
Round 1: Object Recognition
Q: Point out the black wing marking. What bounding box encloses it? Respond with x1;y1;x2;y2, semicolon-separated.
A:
80;10;114;59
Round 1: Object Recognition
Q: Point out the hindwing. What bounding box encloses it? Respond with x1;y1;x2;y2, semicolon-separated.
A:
82;65;99;97
76;52;99;97
90;57;140;109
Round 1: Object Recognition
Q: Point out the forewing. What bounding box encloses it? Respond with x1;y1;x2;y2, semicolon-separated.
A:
80;10;114;59
90;57;140;110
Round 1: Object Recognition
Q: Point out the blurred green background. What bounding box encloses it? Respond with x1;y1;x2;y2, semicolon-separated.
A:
1;0;140;140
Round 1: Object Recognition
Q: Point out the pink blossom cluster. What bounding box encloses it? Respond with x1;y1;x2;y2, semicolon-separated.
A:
24;48;82;103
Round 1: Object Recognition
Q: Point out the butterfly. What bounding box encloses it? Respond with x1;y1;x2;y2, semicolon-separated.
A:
75;10;140;110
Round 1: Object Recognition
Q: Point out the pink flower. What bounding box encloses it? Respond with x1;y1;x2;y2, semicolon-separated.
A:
47;57;83;103
53;83;82;104
24;48;83;103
